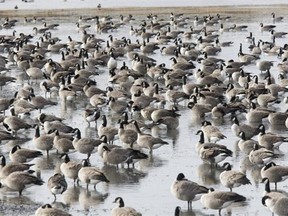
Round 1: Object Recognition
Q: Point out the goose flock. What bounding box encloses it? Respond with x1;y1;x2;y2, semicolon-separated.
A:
0;8;288;216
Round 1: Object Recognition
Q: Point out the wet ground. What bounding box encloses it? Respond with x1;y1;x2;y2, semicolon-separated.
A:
0;8;288;216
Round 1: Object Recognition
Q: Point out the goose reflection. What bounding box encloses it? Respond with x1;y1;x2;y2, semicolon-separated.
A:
197;163;223;185
174;206;210;216
62;186;81;206
101;165;147;185
78;186;109;211
151;125;179;146
138;154;167;169
0;194;36;206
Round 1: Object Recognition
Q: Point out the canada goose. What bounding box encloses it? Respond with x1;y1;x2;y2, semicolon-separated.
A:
107;97;128;114
83;80;106;98
259;23;276;32
12;98;38;114
270;29;288;38
170;57;195;70
58;82;77;103
28;94;57;112
238;131;260;155
201;120;226;143
220;162;251;191
42;120;74;134
231;116;259;139
53;129;74;154
261;162;288;190
73;128;100;159
151;106;180;123
118;120;137;147
199;143;232;166
111;197;142;216
256;60;273;73
78;159;109;190
134;121;168;153
102;145;148;168
97;115;118;144
0;75;16;90
201;188;246;215
155;116;179;130
0;98;14;115
165;84;188;104
257;124;288;150
0;155;33;179
171;173;208;209
33;125;54;156
48;173;67;201
38;113;64;123
84;108;100;127
238;51;259;65
0;129;16;142
9;145;43;163
60;154;82;185
195;130;232;155
3;107;33;134
1;171;44;196
225;83;246;102
187;100;211;119
248;144;279;166
261;177;287;198
262;195;288;216
271;12;284;23
246;102;271;123
35;204;71;216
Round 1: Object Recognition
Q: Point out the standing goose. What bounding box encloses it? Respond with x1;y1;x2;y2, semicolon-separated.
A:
261;162;288;190
47;173;67;201
155;116;179;130
238;131;260;155
201;120;226;143
97;115;118;144
107;97;129;114
78;159;109;190
231;116;259;139
111;197;142;216
165;84;189;104
33;125;54;156
134;121;168;153
151;106;180;122
201;188;246;215
73;128;100;159
60;154;82;185
53;129;74;154
170;173;209;209
35;204;71;216
199;144;232;166
118;120;138;147
248;144;279;166
195;130;232;156
261;177;287;198
257;124;288;150
262;195;288;216
9;145;43;163
28;94;57;112
1;171;44;196
220;162;251;192
259;23;276;32
102;145;148;168
271;12;284;22
0;155;33;179
3;107;33;135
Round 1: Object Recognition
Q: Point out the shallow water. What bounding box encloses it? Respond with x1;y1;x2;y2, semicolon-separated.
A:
0;0;288;10
0;9;288;216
